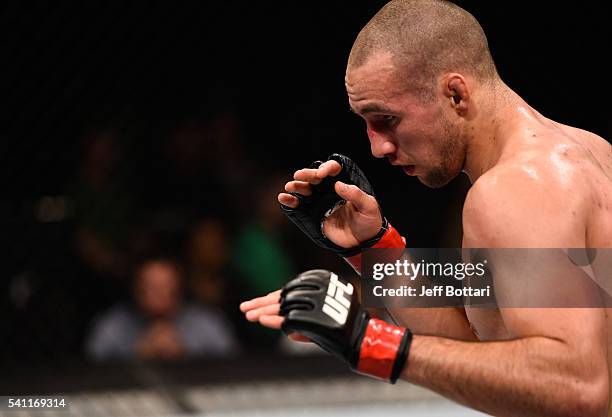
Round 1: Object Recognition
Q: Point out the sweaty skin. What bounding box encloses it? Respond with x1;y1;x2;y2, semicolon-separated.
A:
241;52;612;417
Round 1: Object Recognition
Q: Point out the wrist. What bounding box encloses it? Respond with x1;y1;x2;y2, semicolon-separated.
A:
344;222;406;274
352;317;412;384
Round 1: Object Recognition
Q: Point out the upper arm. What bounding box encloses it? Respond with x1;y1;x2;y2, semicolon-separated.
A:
462;164;607;372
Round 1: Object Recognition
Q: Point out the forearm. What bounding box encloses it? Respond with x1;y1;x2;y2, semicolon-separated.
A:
389;307;476;341
349;228;475;340
402;335;607;417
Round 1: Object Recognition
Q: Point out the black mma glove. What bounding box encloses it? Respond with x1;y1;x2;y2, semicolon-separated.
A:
280;269;412;383
280;154;389;257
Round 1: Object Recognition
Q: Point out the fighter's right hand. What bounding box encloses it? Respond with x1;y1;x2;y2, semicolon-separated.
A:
278;154;387;257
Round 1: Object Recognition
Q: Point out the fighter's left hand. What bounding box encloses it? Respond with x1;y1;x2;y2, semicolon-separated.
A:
240;290;310;342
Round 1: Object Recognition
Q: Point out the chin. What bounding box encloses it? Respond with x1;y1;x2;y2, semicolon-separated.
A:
418;177;452;189
419;168;458;189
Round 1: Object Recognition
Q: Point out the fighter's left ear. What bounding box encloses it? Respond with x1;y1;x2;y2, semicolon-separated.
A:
443;74;470;116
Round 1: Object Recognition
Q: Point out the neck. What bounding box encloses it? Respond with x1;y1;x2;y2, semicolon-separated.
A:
461;80;533;184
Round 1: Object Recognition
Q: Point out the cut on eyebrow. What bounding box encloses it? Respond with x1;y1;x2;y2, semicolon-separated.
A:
349;103;395;115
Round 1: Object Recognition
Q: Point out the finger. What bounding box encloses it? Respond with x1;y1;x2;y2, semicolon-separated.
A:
316;160;342;179
294;168;323;184
259;315;284;329
240;290;281;312
245;303;281;322
278;193;299;208
288;333;312;343
284;181;312;196
334;180;377;213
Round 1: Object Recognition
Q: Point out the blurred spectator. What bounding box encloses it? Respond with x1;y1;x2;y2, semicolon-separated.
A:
67;128;147;341
85;257;239;361
186;218;234;308
71;128;135;280
233;174;297;296
148;111;254;236
206;111;255;218
215;174;302;351
155;120;224;222
185;217;275;351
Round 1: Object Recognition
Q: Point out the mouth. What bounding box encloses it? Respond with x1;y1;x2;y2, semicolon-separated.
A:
402;165;416;176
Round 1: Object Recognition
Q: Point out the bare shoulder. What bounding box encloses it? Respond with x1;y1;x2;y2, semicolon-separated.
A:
462;143;591;248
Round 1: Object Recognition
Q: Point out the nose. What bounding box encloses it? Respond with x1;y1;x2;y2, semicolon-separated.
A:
367;128;396;159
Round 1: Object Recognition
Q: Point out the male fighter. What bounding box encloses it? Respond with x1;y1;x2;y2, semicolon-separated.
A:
240;1;612;416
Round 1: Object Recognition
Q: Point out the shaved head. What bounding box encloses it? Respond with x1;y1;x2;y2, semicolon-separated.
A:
349;0;497;98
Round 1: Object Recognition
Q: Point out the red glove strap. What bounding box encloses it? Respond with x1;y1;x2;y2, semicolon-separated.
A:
344;223;406;274
356;318;407;382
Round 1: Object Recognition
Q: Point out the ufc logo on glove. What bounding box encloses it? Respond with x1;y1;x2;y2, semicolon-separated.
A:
322;273;353;325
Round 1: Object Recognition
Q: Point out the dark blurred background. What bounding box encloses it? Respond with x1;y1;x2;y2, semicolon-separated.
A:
0;0;609;397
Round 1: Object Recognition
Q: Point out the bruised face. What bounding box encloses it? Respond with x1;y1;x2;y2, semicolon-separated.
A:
345;52;465;188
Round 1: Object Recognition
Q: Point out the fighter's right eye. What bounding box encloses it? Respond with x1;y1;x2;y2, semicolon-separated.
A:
371;115;398;130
